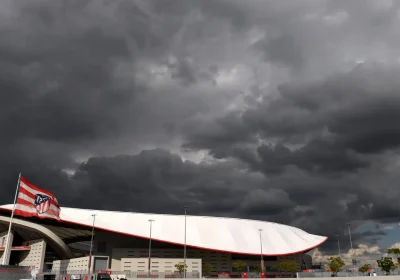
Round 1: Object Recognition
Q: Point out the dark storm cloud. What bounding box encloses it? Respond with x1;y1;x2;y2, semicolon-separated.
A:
0;2;138;144
1;0;400;256
42;149;275;217
181;63;400;252
183;64;400;174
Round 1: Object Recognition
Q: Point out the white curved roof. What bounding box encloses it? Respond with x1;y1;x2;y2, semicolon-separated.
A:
0;204;327;256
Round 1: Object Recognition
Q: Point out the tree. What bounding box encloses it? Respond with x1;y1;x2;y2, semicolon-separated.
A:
174;263;187;274
278;261;298;273
250;265;262;273
202;263;213;277
377;257;396;274
358;264;371;275
232;260;247;272
388;248;400;267
388;248;400;256
327;257;345;276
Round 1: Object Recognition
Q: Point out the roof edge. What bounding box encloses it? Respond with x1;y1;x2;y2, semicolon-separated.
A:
0;204;328;256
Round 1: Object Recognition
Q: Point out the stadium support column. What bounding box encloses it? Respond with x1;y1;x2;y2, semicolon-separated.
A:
88;214;97;273
183;205;188;278
258;229;264;273
148;219;154;278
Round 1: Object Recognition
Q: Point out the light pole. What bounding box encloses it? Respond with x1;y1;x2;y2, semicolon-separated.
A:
258;229;264;274
183;206;188;278
335;234;341;256
148;219;154;277
88;214;96;273
347;223;355;271
347;224;353;251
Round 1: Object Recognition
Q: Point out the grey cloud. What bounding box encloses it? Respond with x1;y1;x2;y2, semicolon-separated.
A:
182;63;400;253
183;64;400;174
360;230;386;237
239;188;293;215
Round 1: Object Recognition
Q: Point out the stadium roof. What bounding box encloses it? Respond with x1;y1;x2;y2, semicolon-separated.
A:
0;204;327;256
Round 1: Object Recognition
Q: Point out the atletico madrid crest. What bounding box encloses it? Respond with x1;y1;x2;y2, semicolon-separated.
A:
34;194;51;214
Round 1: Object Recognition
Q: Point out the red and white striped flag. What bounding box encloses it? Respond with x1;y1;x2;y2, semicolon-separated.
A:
14;176;61;220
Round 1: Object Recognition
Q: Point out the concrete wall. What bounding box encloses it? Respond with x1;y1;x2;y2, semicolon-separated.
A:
0;231;8;247
51;255;110;273
117;257;202;274
111;247;229;273
52;256;91;273
18;239;46;269
0;230;14;265
108;247;310;273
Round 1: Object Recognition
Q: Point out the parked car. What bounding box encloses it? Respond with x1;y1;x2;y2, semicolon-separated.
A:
96;273;112;279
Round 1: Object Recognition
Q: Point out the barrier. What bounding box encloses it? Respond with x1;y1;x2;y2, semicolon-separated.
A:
8;268;399;280
297;270;400;278
0;265;33;280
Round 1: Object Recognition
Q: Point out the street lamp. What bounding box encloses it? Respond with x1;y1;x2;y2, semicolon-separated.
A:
183;206;188;278
148;219;154;277
347;223;356;271
88;214;97;273
346;223;353;251
335;234;341;256
258;229;264;273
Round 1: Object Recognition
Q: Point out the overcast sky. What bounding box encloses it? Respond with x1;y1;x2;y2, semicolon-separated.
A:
1;0;400;257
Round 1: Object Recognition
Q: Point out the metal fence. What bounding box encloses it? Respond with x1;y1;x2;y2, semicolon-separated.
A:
297;270;400;278
0;265;33;280
4;267;400;280
35;270;201;280
126;271;200;278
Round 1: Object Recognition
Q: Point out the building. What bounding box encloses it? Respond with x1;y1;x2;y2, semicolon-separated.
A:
0;204;327;276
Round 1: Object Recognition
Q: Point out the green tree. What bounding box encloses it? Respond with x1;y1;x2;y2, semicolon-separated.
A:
202;263;213;276
278;261;298;273
388;248;400;267
250;265;262;273
377;257;396;274
388;248;400;256
327;257;345;276
232;260;247;272
174;263;187;273
358;264;371;275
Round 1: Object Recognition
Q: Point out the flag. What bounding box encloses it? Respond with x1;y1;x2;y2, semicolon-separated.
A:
14;176;61;220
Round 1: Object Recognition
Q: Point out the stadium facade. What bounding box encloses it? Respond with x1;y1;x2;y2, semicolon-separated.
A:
0;204;327;276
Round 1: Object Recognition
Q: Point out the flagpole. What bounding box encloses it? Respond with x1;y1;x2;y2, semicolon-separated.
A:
2;173;21;265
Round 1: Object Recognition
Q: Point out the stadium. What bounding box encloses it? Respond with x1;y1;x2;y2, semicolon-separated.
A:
0;204;327;277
